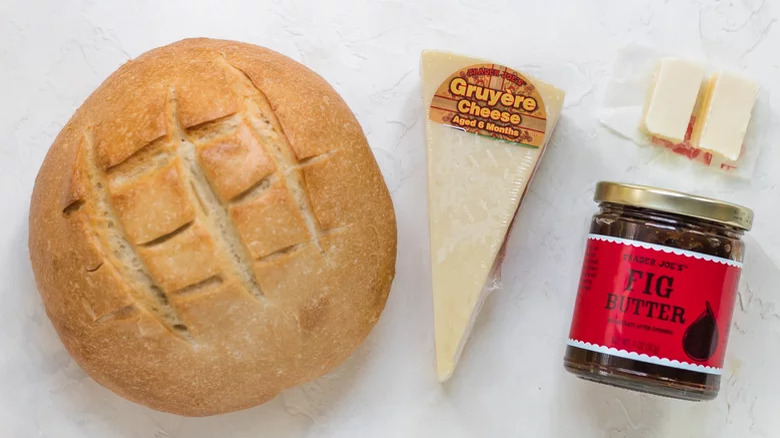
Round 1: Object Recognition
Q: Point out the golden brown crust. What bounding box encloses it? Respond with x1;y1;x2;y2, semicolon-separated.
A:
230;180;311;258
28;38;396;416
196;123;276;201
110;159;195;244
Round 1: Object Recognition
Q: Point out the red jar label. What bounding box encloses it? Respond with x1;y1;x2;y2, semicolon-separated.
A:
568;234;742;375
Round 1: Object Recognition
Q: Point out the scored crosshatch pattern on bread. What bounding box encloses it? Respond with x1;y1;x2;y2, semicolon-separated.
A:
29;38;397;415
74;59;357;336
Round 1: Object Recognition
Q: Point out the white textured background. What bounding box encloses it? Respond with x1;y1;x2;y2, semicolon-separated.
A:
2;0;780;436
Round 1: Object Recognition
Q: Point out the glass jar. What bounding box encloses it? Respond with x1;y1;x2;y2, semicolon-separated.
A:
564;182;753;401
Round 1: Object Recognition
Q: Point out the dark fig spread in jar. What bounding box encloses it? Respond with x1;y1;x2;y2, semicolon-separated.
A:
564;182;753;401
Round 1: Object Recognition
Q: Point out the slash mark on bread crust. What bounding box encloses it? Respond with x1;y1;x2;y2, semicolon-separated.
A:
62;199;84;216
168;89;265;302
222;60;329;253
81;130;193;343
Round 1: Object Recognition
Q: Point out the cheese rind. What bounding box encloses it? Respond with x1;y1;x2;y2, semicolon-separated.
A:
641;58;706;143
421;50;565;381
690;72;758;161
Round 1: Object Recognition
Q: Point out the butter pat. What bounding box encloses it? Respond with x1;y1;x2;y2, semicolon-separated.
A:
641;58;706;143
691;72;759;161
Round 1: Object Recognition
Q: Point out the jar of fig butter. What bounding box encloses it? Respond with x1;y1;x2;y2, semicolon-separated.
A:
564;182;753;401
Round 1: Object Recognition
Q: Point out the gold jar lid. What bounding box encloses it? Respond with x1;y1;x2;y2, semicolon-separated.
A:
594;182;754;231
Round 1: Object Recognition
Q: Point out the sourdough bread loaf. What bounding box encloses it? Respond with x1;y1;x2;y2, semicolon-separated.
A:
28;38;396;416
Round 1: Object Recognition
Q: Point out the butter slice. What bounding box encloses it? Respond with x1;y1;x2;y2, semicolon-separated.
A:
421;50;565;381
641;58;705;143
691;72;759;161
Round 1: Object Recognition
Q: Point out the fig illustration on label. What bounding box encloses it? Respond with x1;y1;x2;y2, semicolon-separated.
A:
683;302;719;361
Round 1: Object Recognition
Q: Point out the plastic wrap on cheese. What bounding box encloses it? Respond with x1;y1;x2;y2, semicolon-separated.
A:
421;50;565;381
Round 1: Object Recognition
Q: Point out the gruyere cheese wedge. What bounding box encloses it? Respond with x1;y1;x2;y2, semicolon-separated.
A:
691;72;759;161
641;58;706;143
421;50;565;381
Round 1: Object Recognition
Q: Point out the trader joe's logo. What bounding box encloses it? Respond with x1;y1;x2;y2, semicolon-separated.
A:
428;63;547;147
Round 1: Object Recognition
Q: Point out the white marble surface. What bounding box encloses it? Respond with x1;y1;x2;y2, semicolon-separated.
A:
3;0;780;436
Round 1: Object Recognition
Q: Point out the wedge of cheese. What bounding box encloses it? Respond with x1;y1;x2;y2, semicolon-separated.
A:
421;50;565;381
691;71;759;161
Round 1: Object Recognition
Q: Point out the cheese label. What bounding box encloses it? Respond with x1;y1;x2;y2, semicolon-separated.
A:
567;235;742;375
428;63;548;147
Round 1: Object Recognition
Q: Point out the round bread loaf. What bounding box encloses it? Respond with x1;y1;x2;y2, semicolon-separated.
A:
28;38;396;416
